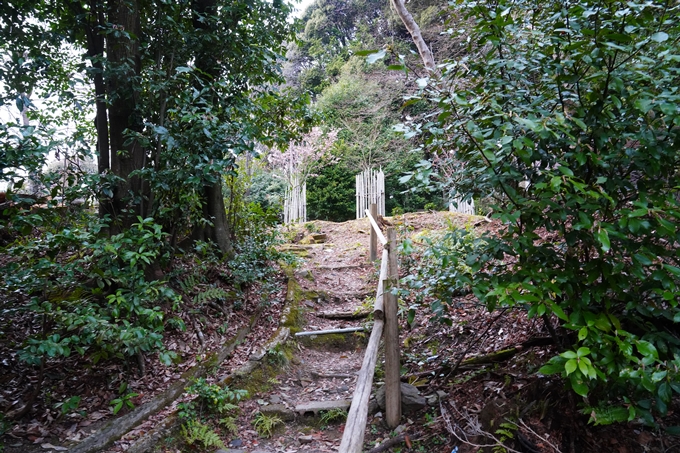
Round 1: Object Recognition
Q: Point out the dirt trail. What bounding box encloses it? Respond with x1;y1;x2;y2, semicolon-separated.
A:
229;218;380;452
225;213;471;453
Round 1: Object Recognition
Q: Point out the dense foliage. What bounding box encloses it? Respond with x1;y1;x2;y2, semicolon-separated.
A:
0;0;309;410
402;0;680;425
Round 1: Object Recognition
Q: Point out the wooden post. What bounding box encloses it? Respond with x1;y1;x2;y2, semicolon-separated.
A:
384;227;401;428
369;203;377;262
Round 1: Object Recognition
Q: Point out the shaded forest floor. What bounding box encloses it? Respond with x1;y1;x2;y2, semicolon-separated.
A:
2;211;679;452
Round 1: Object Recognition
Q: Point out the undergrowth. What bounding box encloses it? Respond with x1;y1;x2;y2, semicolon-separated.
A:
252;412;283;438
177;378;248;449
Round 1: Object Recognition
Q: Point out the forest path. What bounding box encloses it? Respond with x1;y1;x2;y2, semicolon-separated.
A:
228;218;380;453
226;212;467;453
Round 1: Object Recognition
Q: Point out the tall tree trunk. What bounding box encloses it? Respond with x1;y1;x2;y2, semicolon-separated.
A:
84;5;113;220
189;0;233;257
107;0;145;230
192;183;233;256
390;0;436;72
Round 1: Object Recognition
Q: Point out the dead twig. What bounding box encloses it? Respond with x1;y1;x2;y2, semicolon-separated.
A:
440;400;523;453
190;316;206;348
446;308;509;378
518;419;562;453
367;432;421;453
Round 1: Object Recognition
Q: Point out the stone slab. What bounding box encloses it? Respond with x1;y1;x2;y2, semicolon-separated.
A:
259;403;296;421
295;400;351;416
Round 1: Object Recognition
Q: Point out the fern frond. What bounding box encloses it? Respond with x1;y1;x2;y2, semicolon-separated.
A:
180;420;225;449
194;287;231;305
583;405;630;425
219;416;239;435
177;274;206;294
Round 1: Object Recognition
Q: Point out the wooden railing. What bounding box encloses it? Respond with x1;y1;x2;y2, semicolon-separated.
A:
339;204;401;452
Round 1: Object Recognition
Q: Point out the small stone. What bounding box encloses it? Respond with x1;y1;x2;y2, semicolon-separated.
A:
338;385;349;392
294;269;315;280
394;424;406;434
228;438;243;447
427;390;448;405
376;383;427;414
270;394;282;404
299;435;314;444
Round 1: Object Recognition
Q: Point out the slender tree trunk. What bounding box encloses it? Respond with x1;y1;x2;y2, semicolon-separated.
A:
189;0;233;257
84;6;113;220
107;0;145;230
390;0;436;72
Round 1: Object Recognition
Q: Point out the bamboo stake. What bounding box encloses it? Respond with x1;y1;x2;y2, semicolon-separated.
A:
356;174;360;220
373;249;388;319
369;203;378;261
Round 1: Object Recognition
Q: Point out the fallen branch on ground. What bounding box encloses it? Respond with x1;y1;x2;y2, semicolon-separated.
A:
366;432;421;453
402;336;555;381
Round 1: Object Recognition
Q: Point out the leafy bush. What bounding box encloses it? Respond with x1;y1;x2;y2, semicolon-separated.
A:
178;378;247;420
227;203;295;307
2;216;180;366
307;165;356;221
402;0;680;424
402;226;487;322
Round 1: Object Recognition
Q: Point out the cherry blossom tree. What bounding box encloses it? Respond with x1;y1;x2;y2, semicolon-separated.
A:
269;127;338;223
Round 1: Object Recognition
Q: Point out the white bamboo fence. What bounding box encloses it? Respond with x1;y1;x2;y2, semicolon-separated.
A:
284;173;306;224
355;168;385;219
449;194;475;215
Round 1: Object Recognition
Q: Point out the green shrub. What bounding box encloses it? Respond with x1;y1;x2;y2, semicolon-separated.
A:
403;0;680;425
2;216;180;366
178;378;248;420
402;227;487;322
307;165;356;221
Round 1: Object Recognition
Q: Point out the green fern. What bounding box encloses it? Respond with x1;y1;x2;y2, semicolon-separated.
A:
252;412;283;438
177;274;202;294
219;416;239;435
493;422;517;453
583;405;630;425
216;402;239;414
180;420;225;449
320;408;347;425
194;287;231;305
